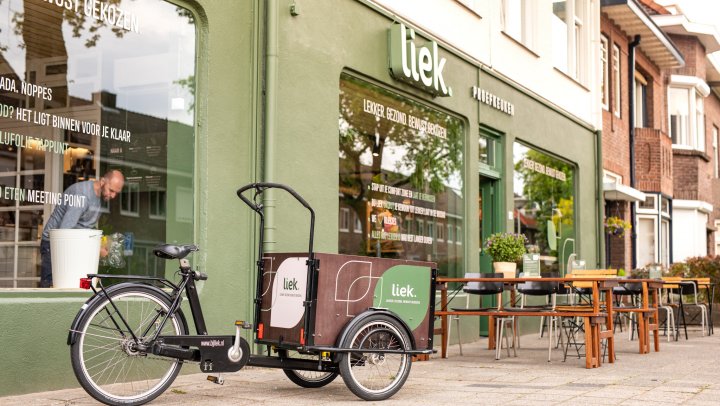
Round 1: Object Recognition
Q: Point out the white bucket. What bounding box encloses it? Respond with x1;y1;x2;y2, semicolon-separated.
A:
49;229;102;288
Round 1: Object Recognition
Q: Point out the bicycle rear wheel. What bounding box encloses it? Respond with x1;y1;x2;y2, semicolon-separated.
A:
279;350;338;388
70;285;187;406
339;314;412;401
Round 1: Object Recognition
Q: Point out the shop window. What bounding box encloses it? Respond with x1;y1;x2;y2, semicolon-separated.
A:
513;143;575;272
0;0;196;287
338;73;464;277
552;0;588;82
502;0;535;49
600;35;609;110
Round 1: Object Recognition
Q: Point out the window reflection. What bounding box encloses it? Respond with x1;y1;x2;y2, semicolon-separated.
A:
513;143;575;273
338;74;464;277
0;0;196;287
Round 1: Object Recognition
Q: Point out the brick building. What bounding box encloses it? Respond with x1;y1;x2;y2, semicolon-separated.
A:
600;0;683;270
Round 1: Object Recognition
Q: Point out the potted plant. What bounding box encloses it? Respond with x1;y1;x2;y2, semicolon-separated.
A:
484;232;528;277
604;216;631;237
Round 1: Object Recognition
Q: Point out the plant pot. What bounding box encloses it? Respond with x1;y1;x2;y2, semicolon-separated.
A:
493;261;517;278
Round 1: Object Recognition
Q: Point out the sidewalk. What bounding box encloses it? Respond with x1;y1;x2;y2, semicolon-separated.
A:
4;331;720;405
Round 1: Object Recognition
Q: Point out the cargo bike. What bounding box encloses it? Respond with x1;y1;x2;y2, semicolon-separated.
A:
67;183;436;405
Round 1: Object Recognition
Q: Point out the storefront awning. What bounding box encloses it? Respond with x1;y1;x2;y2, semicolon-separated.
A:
603;182;646;202
601;0;685;69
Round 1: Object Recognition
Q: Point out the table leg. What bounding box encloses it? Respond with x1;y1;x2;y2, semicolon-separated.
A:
441;288;448;358
584;316;594;368
488;315;496;350
603;287;615;363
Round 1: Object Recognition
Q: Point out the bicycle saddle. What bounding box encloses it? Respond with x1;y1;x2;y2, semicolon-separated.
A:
153;244;199;260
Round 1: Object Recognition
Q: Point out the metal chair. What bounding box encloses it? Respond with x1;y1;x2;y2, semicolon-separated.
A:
450;273;510;358
517;271;560;362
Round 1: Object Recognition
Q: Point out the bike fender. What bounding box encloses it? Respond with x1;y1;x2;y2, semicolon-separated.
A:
67;283;187;345
332;308;417;363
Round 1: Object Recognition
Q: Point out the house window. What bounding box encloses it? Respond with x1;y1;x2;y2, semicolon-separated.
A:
503;0;535;48
354;213;363;233
635;72;648;128
447;223;454;243
148;187;166;220
636;192;671;267
612;44;621;117
339;208;350;232
552;0;588;82
437;222;444;242
120;182;140;217
456;226;462;245
669;76;710;152
600;35;609;110
714;126;719;178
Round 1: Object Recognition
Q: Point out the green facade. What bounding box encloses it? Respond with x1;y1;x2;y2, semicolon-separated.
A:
0;0;602;395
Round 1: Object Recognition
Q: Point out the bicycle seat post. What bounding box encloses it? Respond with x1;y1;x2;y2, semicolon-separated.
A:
179;258;191;273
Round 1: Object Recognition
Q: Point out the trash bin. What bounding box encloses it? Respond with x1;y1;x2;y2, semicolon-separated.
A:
49;229;102;288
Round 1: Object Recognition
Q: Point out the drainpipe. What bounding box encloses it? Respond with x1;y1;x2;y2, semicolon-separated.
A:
596;129;606;269
629;34;640;269
263;0;278;252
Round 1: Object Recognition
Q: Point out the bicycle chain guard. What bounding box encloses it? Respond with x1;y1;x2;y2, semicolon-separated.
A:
154;335;250;373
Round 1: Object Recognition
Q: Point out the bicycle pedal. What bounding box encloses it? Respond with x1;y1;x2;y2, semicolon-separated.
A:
207;375;224;385
235;320;253;329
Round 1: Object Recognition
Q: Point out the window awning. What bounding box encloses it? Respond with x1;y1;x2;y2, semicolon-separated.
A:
603;182;646;202
601;0;684;69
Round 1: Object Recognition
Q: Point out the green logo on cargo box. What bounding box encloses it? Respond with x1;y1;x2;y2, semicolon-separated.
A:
373;265;430;330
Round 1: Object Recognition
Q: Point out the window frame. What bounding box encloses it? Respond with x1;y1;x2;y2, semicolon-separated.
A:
600;35;609;110
612;44;621;118
120;182;141;218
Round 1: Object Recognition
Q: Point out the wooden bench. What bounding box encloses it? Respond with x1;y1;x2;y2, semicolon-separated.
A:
435;308;609;368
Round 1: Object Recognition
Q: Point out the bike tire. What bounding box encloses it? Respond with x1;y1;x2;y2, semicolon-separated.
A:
279;350;338;388
338;314;412;401
70;284;187;406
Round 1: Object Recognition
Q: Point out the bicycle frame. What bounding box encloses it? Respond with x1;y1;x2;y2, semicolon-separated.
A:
87;270;208;344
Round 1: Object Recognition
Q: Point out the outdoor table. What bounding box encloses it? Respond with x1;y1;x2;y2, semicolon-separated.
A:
435;276;619;369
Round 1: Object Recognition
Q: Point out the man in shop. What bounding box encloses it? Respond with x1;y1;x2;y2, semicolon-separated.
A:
39;170;125;288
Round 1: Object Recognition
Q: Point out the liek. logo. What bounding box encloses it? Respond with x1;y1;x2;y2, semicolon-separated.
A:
388;23;452;97
200;339;224;347
283;277;299;290
391;283;416;298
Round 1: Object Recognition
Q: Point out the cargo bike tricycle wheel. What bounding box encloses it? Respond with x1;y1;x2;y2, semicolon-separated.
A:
279;350;339;388
338;313;412;401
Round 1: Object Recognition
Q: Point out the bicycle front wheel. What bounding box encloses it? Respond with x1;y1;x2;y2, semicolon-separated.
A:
70;285;187;406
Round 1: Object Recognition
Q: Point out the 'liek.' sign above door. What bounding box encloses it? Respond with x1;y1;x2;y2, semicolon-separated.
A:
388;23;453;97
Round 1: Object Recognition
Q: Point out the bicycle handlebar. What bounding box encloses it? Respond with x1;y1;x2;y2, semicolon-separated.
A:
236;182;312;213
236;182;316;258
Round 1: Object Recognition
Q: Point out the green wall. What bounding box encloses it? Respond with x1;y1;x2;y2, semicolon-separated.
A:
0;0;601;396
0;0;259;395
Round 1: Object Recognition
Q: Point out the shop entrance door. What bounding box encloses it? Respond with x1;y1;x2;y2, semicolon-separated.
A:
478;175;497;336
